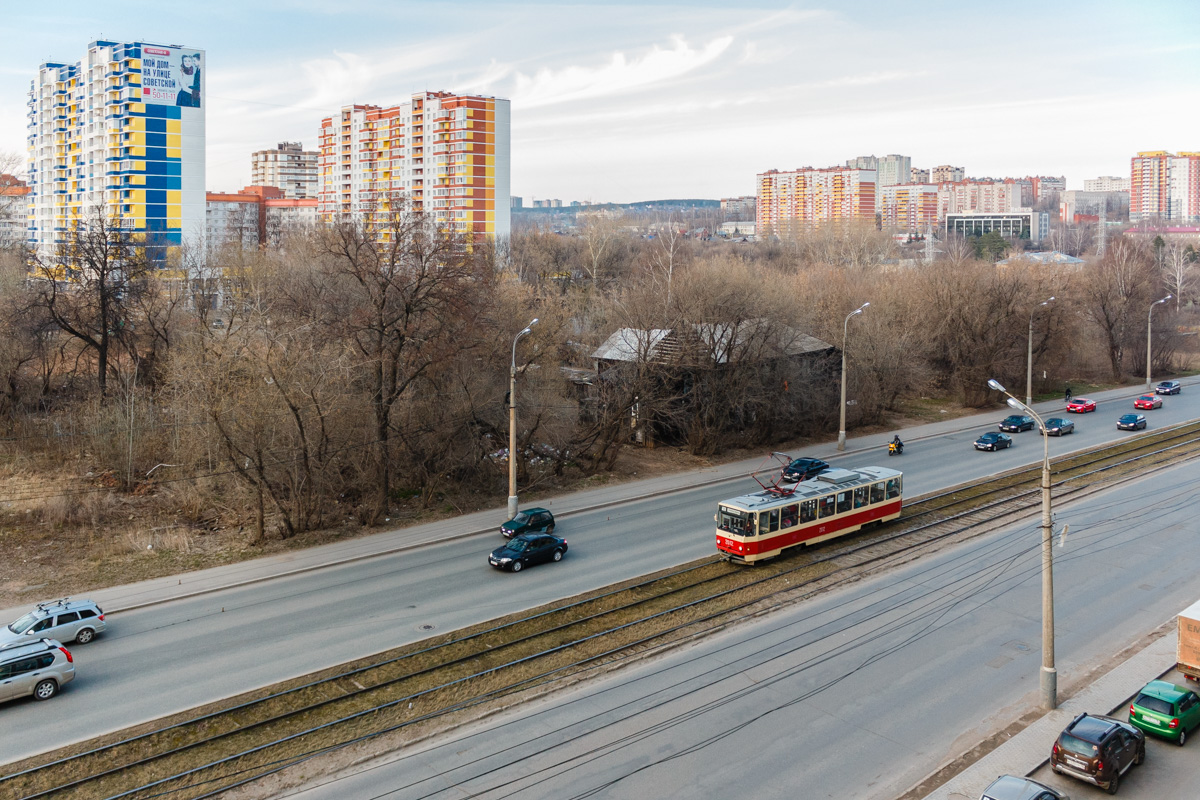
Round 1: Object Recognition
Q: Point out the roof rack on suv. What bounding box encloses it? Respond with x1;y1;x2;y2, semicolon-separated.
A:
35;597;72;612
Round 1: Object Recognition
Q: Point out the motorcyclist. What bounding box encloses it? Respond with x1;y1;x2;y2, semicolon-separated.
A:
890;434;904;454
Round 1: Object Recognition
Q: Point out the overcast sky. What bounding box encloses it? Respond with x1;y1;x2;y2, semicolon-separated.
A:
2;1;1198;203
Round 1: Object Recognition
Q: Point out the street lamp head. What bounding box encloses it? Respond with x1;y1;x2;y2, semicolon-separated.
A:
859;302;870;310
988;379;1006;392
529;317;540;327
1006;397;1024;410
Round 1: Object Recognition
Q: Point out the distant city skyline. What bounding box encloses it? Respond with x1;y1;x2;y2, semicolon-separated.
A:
2;1;1198;203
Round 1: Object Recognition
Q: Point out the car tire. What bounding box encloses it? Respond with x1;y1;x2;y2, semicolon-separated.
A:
33;679;58;701
1106;771;1119;794
552;549;563;562
546;523;555;534
1135;744;1144;765
511;561;523;573
1178;728;1187;747
75;627;95;644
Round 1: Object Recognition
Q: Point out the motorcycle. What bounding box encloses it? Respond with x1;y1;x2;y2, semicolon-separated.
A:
888;441;904;456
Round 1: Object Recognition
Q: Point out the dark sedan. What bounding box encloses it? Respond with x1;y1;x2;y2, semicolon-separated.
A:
1041;417;1074;436
974;432;1013;451
999;414;1035;433
781;457;830;483
1117;413;1147;431
1155;380;1182;395
489;533;568;573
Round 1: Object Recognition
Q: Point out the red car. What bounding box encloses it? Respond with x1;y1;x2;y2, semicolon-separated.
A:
1134;394;1163;410
1066;397;1096;413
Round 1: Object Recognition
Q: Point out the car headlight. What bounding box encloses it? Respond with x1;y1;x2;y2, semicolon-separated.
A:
499;557;512;564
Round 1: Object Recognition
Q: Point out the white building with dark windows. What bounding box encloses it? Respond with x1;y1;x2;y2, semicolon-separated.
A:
251;141;318;199
945;210;1049;242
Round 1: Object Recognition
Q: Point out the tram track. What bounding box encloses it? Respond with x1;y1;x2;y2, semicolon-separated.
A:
6;421;1200;800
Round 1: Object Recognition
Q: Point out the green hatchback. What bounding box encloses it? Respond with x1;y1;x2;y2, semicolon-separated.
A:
1128;680;1200;745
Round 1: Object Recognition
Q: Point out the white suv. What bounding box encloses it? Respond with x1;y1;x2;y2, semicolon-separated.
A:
0;638;75;703
0;598;107;647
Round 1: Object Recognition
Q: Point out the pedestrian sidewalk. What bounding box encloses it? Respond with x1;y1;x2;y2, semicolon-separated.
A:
919;630;1178;800
0;380;1174;621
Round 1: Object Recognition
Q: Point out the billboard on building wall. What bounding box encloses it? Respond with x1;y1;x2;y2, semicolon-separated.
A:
140;46;203;108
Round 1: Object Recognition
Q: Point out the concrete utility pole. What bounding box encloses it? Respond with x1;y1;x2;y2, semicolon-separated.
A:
1097;206;1107;257
837;303;869;451
1147;296;1171;390
1026;297;1054;405
989;378;1056;711
507;318;538;519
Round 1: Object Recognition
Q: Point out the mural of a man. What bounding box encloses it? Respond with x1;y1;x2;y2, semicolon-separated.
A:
176;53;201;107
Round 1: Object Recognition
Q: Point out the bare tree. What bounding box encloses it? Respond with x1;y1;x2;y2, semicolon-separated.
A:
317;199;488;523
1079;238;1156;381
578;214;623;287
30;210;156;399
1161;241;1195;311
643;213;691;311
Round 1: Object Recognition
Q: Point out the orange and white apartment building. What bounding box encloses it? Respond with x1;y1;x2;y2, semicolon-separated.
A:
1131;151;1200;223
756;167;876;236
317;91;510;240
878;184;938;231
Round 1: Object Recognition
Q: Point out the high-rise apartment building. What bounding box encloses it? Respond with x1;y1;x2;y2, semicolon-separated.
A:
1026;175;1066;202
1084;176;1130;192
317;91;510;240
27;40;205;262
910;167;930;184
937;180;1026;219
207;184;318;248
931;165;965;183
878;184;938;231
845;155;878;171
251;141;318;199
756;167;877;235
876;154;912;189
1130;151;1200;222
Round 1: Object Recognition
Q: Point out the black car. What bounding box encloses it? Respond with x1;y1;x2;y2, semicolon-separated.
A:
488;533;568;572
999;414;1035;433
1155;380;1182;395
974;432;1013;451
1117;413;1147;431
1042;417;1074;436
499;507;555;539
1050;713;1144;794
781;457;830;483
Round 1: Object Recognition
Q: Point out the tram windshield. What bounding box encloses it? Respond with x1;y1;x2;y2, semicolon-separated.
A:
718;506;754;536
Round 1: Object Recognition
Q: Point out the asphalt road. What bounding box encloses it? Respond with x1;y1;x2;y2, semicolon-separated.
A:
0;386;1194;765
276;458;1200;800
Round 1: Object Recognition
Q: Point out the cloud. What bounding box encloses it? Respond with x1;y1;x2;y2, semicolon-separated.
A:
509;34;734;109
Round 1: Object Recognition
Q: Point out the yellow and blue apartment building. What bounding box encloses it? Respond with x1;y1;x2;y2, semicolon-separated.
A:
27;40;205;268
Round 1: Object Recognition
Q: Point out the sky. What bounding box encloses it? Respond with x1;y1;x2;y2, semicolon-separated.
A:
2;0;1199;203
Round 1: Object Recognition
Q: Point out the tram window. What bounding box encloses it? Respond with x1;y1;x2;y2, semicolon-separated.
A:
819;495;836;518
768;509;780;532
782;504;798;528
836;491;851;514
854;486;869;508
870;482;885;503
719;507;750;535
800;499;817;522
886;478;901;499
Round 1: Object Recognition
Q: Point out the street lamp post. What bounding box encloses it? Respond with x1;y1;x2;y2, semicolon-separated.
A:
988;378;1056;711
508;318;539;519
1147;295;1172;390
837;302;869;452
1026;297;1055;406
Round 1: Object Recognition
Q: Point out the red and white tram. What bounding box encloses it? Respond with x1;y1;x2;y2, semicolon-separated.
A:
716;466;903;563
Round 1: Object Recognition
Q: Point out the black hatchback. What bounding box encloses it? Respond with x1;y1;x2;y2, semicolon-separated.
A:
500;508;555;539
489;533;568;573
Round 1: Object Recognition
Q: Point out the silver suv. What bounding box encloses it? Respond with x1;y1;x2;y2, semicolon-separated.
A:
0;638;75;703
0;598;107;647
